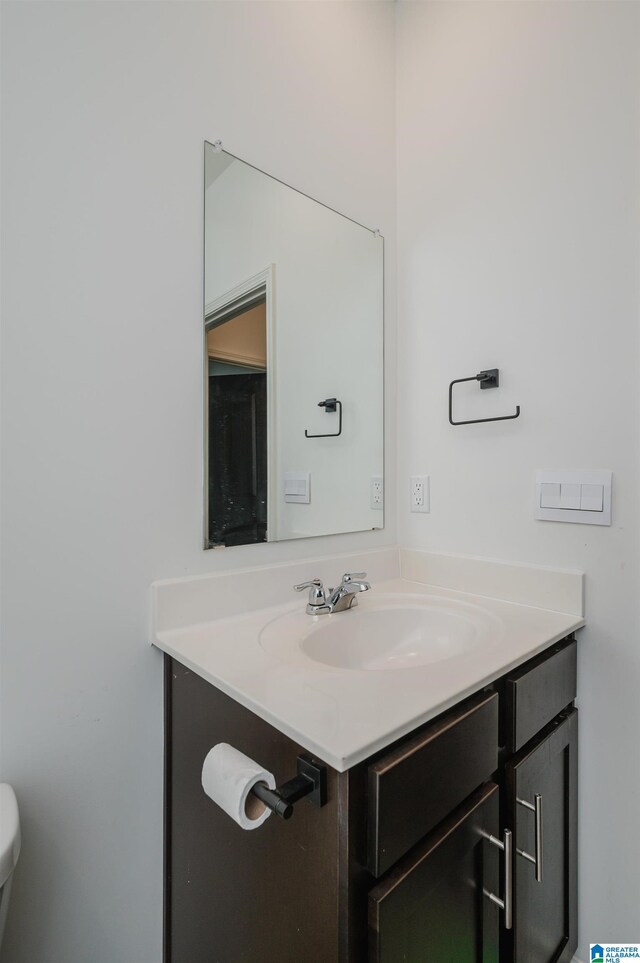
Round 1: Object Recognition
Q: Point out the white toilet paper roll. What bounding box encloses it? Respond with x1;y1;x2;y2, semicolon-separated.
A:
201;743;277;831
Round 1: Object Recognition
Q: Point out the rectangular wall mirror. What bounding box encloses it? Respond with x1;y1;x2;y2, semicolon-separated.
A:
204;142;384;548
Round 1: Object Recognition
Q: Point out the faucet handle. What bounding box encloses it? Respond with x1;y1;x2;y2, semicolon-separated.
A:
294;577;323;592
341;572;367;583
294;578;326;607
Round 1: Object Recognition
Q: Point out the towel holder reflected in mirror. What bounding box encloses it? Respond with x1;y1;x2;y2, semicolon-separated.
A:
305;398;343;438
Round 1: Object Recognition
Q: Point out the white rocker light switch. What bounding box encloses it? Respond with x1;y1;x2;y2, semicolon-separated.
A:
535;471;611;526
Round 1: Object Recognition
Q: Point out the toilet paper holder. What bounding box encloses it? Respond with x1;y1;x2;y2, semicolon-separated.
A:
250;755;327;820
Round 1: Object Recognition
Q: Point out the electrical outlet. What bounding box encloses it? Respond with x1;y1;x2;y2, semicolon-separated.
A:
410;476;430;513
370;476;384;510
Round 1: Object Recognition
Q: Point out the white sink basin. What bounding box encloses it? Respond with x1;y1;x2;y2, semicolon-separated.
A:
259;594;503;671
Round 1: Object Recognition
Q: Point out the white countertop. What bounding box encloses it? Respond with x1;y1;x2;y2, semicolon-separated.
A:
152;574;584;771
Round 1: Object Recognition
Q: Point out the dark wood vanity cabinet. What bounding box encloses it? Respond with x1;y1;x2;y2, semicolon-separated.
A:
164;637;578;963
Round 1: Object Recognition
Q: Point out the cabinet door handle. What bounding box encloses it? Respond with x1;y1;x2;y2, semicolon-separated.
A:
482;829;513;929
516;793;543;883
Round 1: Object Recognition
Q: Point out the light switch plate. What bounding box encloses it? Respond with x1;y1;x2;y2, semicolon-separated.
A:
535;470;612;525
284;471;311;504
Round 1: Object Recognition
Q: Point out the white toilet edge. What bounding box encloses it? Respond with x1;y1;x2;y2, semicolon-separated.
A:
0;785;21;889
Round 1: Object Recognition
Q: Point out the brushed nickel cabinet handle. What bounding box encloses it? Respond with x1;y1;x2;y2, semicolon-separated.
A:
482;828;513;929
516;793;543;883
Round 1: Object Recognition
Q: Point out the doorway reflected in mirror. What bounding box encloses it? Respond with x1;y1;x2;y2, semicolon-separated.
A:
207;298;267;547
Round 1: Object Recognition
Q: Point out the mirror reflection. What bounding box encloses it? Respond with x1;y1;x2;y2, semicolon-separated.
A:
204;143;384;548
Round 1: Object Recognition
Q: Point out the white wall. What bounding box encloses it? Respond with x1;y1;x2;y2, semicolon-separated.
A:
396;2;640;956
205;157;384;540
0;3;396;961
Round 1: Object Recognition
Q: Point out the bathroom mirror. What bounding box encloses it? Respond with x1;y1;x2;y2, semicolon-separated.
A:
204;142;384;548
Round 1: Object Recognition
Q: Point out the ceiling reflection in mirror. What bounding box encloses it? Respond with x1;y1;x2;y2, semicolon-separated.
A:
204;143;384;548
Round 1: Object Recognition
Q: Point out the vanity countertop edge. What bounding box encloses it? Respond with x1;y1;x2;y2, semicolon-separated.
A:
152;576;584;772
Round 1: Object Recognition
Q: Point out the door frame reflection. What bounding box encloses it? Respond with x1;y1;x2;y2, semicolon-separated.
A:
204;265;276;548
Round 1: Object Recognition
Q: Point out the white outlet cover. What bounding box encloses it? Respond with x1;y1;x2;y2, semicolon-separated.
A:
370;476;384;510
410;476;430;514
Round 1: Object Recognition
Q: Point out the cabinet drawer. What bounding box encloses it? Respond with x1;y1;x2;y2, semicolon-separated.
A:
504;638;576;754
367;691;498;877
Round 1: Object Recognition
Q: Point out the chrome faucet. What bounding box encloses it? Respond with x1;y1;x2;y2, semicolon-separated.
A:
294;572;371;615
327;572;371;612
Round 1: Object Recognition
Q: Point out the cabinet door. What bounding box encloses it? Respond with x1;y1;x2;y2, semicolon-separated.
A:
506;709;578;963
369;783;501;963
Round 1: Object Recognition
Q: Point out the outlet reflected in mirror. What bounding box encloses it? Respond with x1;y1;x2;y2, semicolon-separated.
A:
204;143;384;548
